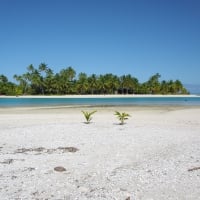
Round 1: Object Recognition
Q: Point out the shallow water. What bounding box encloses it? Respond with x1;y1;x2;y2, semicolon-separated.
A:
1;96;200;107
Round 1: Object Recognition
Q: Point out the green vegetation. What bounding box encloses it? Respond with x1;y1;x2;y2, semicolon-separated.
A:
0;75;16;95
0;63;189;95
115;111;131;125
82;110;97;124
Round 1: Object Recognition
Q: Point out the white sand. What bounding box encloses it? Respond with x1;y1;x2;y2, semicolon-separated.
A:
0;106;200;200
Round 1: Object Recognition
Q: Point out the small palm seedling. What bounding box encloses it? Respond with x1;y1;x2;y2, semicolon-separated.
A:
114;111;131;125
82;110;97;124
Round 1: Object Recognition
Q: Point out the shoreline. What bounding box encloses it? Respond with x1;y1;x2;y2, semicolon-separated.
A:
0;104;199;114
0;94;199;98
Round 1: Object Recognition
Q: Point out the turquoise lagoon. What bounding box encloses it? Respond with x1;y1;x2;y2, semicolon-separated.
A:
0;96;200;107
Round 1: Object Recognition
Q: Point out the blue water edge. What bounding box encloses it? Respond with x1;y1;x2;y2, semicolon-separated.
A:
0;96;200;107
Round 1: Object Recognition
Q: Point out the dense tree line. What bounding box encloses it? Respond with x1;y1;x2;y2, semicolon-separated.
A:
0;63;189;95
0;74;16;95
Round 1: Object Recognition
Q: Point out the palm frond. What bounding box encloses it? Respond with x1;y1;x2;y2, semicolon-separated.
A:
82;110;97;124
114;111;131;125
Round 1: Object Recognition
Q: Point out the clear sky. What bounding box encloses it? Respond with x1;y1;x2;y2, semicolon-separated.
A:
0;0;200;85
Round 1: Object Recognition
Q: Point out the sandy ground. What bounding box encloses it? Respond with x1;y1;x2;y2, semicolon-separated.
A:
0;106;200;200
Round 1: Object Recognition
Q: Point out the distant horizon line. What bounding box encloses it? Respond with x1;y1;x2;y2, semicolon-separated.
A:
184;84;200;95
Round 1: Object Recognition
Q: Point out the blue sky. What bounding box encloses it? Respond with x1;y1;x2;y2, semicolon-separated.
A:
0;0;200;85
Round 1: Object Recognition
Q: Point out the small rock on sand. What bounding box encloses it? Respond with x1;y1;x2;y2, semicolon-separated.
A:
54;166;66;172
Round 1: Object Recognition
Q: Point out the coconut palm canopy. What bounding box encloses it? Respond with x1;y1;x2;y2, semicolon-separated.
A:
0;64;188;95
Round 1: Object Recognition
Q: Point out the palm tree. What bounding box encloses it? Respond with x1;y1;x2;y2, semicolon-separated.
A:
82;110;97;124
119;74;138;94
160;80;168;94
138;82;148;94
59;67;76;94
39;63;48;72
114;111;131;125
13;74;29;95
88;74;98;94
37;63;48;94
25;64;44;94
0;74;8;83
76;73;88;94
44;68;55;94
8;64;190;95
0;75;17;95
59;68;70;94
103;74;120;94
66;66;76;82
147;73;161;94
167;80;175;94
0;75;8;95
98;75;107;94
31;69;43;94
53;73;62;94
173;80;188;94
27;64;35;73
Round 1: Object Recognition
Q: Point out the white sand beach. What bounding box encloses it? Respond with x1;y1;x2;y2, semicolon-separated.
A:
0;106;200;200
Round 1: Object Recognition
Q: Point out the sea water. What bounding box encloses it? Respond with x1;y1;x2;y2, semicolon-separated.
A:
0;96;200;107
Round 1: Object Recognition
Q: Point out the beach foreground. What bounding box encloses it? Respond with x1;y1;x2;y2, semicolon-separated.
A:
0;106;200;200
